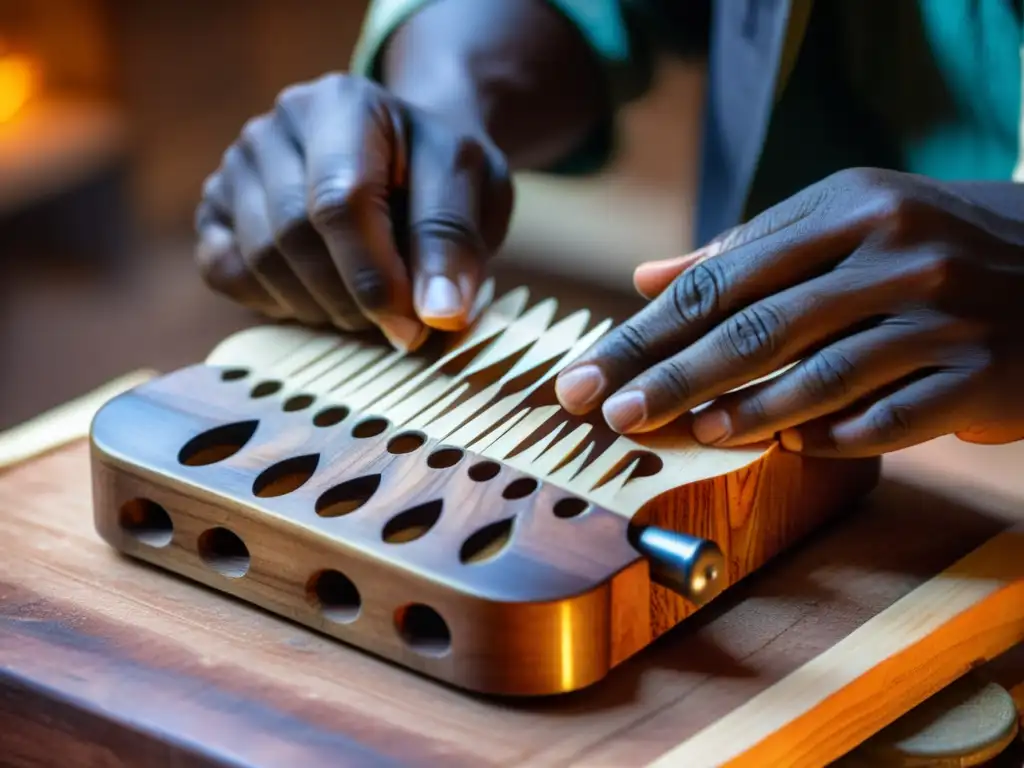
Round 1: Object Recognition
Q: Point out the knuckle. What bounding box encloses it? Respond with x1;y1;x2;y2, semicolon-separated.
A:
612;321;653;361
239;115;271;148
411;213;484;252
799;348;856;400
671;261;728;325
865;403;914;444
275;80;315;110
348;266;389;310
268;194;310;242
654;358;695;404
831;166;886;191
909;246;957;300
308;178;371;231
720;303;785;362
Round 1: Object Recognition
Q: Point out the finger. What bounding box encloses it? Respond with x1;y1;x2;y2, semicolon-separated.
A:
194;215;288;319
409;119;505;331
632;227;744;300
221;145;330;326
240;114;370;331
295;77;426;351
554;183;875;416
600;252;953;434
690;313;972;446
780;368;981;458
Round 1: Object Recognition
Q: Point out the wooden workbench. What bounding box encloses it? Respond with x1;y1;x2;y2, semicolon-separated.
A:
1;378;1024;767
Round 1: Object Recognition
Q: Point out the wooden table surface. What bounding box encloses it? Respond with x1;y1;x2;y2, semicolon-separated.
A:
2;378;1024;768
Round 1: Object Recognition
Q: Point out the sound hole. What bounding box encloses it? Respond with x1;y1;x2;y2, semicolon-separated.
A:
178;420;259;466
553;497;589;519
427;447;463;469
502;477;538;500
252;453;320;498
250;380;282;398
315;475;381;517
307;569;361;623
382;500;442;544
352;417;389;438
395;604;451;657
459;517;514;564
467;461;501;482
197;527;250;578
220;368;248;381
118;498;173;547
313;405;349;427
283;394;315;412
387;432;425;454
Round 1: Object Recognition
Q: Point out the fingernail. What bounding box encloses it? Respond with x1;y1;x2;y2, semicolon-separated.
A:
780;428;803;452
379;314;429;352
555;365;606;413
421;276;463;319
693;410;731;445
603;391;647;433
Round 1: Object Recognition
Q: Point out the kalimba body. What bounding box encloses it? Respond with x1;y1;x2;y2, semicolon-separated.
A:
89;284;880;696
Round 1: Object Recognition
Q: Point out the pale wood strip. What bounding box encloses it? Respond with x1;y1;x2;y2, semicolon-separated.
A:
643;525;1024;768
0;369;158;471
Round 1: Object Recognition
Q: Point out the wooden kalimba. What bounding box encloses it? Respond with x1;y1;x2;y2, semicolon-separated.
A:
89;283;879;696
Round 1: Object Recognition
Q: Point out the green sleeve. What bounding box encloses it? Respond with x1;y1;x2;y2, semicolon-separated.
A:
348;0;658;175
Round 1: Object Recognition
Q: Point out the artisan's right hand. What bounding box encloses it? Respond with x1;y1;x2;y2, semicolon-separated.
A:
194;72;514;350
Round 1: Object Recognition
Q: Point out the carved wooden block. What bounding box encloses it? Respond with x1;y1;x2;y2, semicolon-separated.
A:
89;283;880;696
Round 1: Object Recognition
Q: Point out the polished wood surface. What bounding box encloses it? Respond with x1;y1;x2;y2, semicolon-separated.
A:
3;432;1024;766
89;286;878;694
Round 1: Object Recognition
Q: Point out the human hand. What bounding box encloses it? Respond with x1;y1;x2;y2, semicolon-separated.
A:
194;73;514;350
555;168;1024;457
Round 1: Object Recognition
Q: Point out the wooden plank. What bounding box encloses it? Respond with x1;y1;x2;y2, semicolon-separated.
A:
1;425;1023;765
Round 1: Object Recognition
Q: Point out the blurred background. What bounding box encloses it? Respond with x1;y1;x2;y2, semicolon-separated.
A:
0;0;704;431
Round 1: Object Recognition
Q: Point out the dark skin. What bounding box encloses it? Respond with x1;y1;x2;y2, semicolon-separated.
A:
195;0;1024;457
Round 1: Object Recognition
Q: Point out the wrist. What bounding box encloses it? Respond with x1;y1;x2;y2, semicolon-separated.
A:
378;0;606;171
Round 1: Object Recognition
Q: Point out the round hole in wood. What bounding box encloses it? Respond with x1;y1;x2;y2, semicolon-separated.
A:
283;394;315;412
250;380;282;398
387;431;425;455
178;420;259;467
467;460;501;482
307;569;361;623
395;603;451;657
252;453;320;498
118;498;173;548
459;517;514;564
382;500;443;544
220;368;248;381
553;497;589;519
313;405;349;428
502;477;538;500
427;447;463;469
197;527;250;578
352;416;389;439
315;474;382;517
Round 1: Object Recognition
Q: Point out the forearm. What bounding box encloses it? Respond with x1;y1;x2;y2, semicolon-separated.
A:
381;0;607;171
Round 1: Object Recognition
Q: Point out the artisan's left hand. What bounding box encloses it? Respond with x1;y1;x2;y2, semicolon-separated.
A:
554;168;1024;457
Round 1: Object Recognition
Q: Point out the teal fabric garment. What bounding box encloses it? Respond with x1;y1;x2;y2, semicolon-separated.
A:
350;0;1024;222
747;0;1023;217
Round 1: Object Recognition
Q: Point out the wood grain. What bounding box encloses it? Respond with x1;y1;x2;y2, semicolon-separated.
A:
88;288;879;694
2;432;1024;766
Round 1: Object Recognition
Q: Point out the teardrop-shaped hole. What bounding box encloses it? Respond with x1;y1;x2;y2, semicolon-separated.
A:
382;500;443;544
252;453;320;498
178;420;259;467
459;517;514;564
315;474;381;517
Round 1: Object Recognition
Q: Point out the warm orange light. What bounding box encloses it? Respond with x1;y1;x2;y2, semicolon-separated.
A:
0;53;40;123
